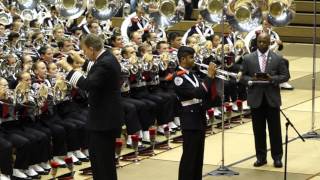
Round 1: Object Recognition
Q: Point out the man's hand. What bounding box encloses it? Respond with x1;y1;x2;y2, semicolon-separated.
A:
68;50;85;64
58;58;73;72
207;63;217;79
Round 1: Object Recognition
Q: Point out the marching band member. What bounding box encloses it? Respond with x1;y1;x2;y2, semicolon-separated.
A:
140;43;178;133
80;12;96;35
112;47;153;146
156;41;181;128
173;46;217;180
182;14;214;45
43;6;63;29
47;61;89;163
88;20;101;35
168;32;182;52
121;45;159;140
0;77;34;179
7;72;51;178
109;33;125;49
0;136;12;180
121;5;149;44
130;30;143;47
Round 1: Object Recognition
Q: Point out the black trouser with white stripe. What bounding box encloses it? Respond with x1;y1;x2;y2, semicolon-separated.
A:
131;87;172;126
122;94;156;131
32;115;68;157
0;134;13;175
1;126;35;170
121;98;142;135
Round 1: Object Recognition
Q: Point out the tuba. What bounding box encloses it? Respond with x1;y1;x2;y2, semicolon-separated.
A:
16;0;38;10
148;0;185;29
56;0;88;19
0;12;12;26
20;9;38;22
198;0;225;24
89;0;124;20
227;0;262;32
266;0;295;26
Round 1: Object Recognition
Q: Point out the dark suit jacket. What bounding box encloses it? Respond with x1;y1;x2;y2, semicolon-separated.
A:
66;51;124;131
241;51;290;108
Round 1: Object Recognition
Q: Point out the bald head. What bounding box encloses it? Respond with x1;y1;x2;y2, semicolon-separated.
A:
257;32;271;53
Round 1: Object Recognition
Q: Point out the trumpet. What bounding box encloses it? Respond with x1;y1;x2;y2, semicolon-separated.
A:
195;62;242;81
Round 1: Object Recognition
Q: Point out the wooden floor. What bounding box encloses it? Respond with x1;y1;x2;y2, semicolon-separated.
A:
46;43;320;180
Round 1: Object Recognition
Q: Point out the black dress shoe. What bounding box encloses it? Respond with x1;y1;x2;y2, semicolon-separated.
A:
74;161;82;165
274;160;283;168
253;159;267;167
79;157;90;162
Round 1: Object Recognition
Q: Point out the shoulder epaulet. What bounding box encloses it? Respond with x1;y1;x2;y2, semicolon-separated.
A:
165;70;187;81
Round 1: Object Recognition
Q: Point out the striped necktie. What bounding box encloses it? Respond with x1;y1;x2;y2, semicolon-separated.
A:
260;54;267;72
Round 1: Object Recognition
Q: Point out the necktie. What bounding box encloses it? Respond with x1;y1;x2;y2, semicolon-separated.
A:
261;54;267;72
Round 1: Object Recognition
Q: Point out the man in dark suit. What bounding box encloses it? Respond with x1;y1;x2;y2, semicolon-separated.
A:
173;46;218;180
59;34;124;180
241;32;290;168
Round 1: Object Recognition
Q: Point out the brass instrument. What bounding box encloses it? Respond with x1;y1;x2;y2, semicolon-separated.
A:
20;9;38;22
14;81;31;105
0;54;22;79
122;59;140;75
198;0;224;24
227;0;262;32
0;12;12;26
16;0;38;10
89;0;124;20
266;0;295;26
53;77;68;102
153;54;167;71
56;0;88;20
36;83;49;107
195;62;241;81
148;0;185;29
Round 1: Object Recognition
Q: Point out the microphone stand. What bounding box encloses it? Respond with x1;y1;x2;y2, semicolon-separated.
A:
279;108;305;180
303;0;320;139
207;2;239;176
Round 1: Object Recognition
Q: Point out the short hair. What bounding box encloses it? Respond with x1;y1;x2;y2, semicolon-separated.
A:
32;61;46;71
177;46;195;62
82;34;103;51
31;31;42;42
186;36;196;45
129;31;140;40
121;45;132;57
38;45;51;56
109;33;121;47
88;20;99;29
142;31;150;42
167;32;181;44
8;32;19;41
57;37;72;49
53;25;64;34
17;71;30;81
156;41;168;50
50;6;57;12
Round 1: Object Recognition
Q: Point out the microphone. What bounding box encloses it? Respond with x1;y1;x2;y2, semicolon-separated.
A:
248;80;270;86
